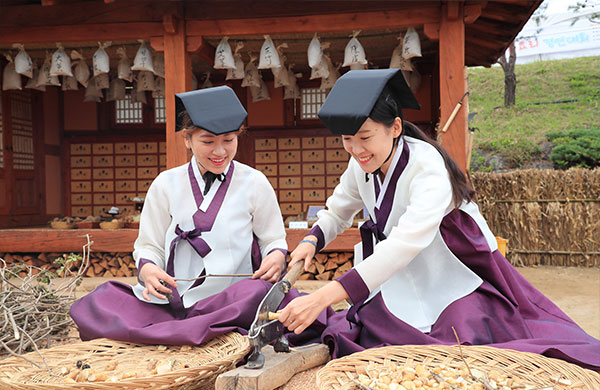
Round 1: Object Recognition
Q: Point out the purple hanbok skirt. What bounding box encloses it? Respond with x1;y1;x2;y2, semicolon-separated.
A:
322;209;600;370
70;278;330;347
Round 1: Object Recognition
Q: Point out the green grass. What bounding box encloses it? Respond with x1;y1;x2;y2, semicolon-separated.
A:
467;56;600;170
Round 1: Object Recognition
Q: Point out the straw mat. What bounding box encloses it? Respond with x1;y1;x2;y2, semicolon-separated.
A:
0;332;249;390
316;344;600;390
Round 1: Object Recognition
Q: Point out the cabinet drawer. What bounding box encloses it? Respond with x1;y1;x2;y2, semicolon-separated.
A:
93;181;114;192
279;176;301;189
255;151;277;164
159;142;166;153
93;206;110;215
303;189;325;202
115;180;136;191
115;167;136;179
71;206;92;217
279;190;301;202
71;168;91;180
280;163;300;176
255;138;277;150
137;141;157;153
302;150;324;162
326;136;343;148
267;177;278;189
159;154;166;167
71;143;91;155
93;193;114;205
326;149;349;162
117;205;135;215
137;167;158;179
278;137;300;150
92;143;113;155
93;168;114;180
326;162;348;175
71;181;91;193
303;176;325;188
93;155;114;167
302;136;324;149
326;175;341;188
115;155;136;166
137;180;153;191
71;193;92;205
115;142;135;154
115;193;134;204
280;203;302;215
279;150;301;163
302;163;325;175
327;188;335;197
137;154;158;166
71;156;91;168
256;164;277;176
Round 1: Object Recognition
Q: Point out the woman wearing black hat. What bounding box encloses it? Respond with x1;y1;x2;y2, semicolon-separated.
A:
278;69;599;370
70;86;328;346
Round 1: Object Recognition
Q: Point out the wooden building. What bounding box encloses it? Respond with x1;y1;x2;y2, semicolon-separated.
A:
0;0;541;230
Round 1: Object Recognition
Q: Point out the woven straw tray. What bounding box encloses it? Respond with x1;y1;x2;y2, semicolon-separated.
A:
0;332;249;390
316;344;600;390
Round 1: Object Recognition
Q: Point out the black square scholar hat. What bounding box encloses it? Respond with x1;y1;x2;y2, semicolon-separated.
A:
175;86;247;134
318;69;420;135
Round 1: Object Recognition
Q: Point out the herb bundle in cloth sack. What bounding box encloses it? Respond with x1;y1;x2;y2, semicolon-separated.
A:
277;69;600;370
70;86;330;347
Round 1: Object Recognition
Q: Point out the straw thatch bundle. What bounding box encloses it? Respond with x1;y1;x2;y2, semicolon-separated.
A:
472;168;600;267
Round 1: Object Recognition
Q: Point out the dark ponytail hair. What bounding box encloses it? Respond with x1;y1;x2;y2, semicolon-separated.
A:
370;89;475;207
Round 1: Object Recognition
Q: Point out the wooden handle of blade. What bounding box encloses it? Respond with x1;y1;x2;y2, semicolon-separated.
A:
284;261;304;287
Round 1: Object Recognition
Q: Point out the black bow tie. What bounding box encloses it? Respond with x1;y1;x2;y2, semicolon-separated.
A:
202;171;226;195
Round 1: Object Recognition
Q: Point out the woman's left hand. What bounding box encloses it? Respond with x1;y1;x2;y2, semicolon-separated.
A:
278;293;326;334
252;250;286;283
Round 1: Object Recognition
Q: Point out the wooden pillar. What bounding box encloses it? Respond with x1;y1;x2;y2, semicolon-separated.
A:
163;15;192;169
439;2;467;172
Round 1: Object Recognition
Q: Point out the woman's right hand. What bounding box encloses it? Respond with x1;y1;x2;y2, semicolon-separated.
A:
289;235;318;272
139;263;178;301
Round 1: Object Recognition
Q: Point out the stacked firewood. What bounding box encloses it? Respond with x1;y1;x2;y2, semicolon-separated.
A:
299;252;354;281
0;252;137;278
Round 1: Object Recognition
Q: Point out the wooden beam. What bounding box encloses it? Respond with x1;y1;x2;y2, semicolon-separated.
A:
467;35;502;49
446;1;460;20
186;7;440;36
104;0;116;3
0;23;163;44
424;23;440;41
464;4;482;24
439;3;467;172
163;14;177;35
163;18;191;169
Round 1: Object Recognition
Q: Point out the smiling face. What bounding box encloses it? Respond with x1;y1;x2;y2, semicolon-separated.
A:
183;128;239;175
342;117;403;175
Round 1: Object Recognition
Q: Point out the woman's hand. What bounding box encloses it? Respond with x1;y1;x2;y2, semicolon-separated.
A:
289;235;318;272
278;280;349;334
252;250;286;283
139;262;177;301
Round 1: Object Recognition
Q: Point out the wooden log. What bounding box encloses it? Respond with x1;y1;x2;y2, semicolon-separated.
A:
333;261;353;280
85;267;96;277
324;259;338;271
315;253;327;264
298;273;315;281
316;270;333;281
315;262;325;275
215;344;330;390
332;253;351;265
103;269;114;278
307;262;317;274
93;262;104;274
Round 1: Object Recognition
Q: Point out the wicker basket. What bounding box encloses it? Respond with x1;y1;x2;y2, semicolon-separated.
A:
99;220;123;230
50;221;77;229
0;332;249;390
316;344;600;390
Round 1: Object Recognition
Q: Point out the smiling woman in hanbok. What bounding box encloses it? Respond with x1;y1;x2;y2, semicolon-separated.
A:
277;69;600;370
70;86;328;346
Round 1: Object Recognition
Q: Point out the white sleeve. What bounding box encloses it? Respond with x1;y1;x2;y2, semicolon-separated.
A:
354;153;453;292
133;173;171;270
314;160;364;247
251;171;288;257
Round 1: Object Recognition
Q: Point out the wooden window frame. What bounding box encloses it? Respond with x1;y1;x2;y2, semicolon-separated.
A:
294;79;327;127
108;91;165;131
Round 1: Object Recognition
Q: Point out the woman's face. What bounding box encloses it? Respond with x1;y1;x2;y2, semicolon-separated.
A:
183;129;238;175
342;117;402;175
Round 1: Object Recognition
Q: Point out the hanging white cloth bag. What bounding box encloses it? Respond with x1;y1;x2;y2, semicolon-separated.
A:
116;47;133;82
152;76;165;98
402;27;422;59
94;73;109;90
131;40;154;73
2;55;22;91
107;78;126;101
319;55;339;90
258;35;281;70
283;66;301;100
50;43;73;77
84;77;103;102
136;70;155;91
214;37;236;69
62;76;79;91
71;50;90;88
153;53;165;78
13;44;33;79
25;64;44;91
251;76;270;102
307;32;323;69
241;55;260;87
92;41;111;76
226;41;245;80
343;31;367;67
38;54;61;86
390;35;414;70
